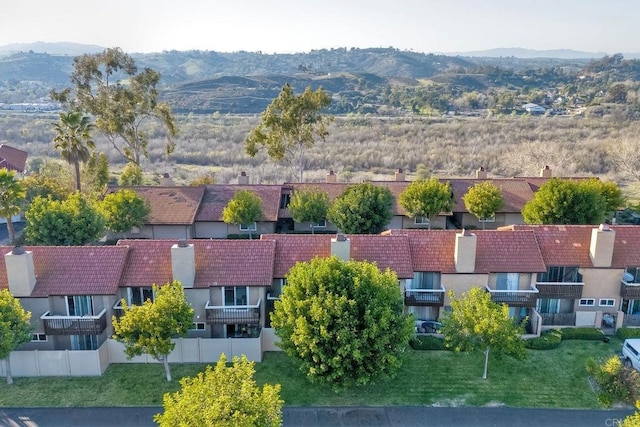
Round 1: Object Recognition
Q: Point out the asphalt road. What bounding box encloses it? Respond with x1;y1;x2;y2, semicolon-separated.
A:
0;406;634;427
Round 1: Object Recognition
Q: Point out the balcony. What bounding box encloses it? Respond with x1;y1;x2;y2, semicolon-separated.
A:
405;286;445;306
621;280;640;299
540;312;576;326
485;285;538;307
41;309;107;336
536;282;584;299
206;299;261;325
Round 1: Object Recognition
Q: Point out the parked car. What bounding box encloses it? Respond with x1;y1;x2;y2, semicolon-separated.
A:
415;320;442;334
621;338;640;370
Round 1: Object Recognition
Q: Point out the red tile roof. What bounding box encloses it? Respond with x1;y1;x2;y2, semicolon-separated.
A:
387;230;458;273
350;235;413;278
606;226;640;269
105;186;206;225
0;246;129;296
117;239;275;287
0;144;27;173
449;179;535;213
475;230;545;273
261;234;331;277
195;185;282;222
513;225;594;267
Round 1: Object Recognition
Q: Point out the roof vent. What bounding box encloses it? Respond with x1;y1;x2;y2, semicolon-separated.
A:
336;233;348;242
12;245;25;255
177;239;189;248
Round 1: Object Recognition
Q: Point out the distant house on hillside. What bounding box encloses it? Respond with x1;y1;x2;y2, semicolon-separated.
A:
523;103;546;115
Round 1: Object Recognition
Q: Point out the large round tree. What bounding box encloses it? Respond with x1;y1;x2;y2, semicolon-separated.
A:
328;182;393;234
271;256;413;388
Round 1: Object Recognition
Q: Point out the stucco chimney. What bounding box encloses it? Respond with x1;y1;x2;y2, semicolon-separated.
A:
5;246;36;297
540;165;552;178
171;240;195;288
590;224;615;268
326;170;337;183
395;168;406;181
331;234;351;261
475;167;487;179
238;171;249;185
160;173;174;186
454;230;477;273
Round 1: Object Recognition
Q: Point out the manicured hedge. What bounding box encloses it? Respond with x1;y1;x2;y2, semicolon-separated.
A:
560;327;606;340
409;335;446;351
524;329;563;350
616;327;640;340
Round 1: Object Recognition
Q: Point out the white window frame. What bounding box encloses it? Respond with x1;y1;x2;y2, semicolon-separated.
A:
599;298;616;307
414;216;430;225
31;333;47;342
127;287;155;305
222;286;249;307
190;322;206;331
311;219;326;228
239;222;257;231
479;216;496;223
579;298;595;307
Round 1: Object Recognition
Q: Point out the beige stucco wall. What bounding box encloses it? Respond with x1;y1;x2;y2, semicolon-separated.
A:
400;215;447;230
195;221;228;238
441;273;488;306
292;220;339;233
579;267;624;312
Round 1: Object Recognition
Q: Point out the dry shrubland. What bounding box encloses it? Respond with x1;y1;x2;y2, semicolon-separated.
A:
1;111;638;190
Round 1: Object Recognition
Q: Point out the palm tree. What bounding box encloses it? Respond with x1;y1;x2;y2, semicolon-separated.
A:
52;111;95;191
0;168;26;244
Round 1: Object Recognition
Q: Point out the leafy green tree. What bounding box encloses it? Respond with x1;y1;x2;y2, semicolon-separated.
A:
24;193;105;246
119;162;144;186
271;256;413;388
398;178;453;230
586;355;640;407
288;188;330;234
52;111;95;192
101;189;150;235
222;190;263;239
51;47;177;166
522;178;606;225
81;152;110;197
462;181;505;229
22;173;70;205
582;178;624;220
112;281;194;382
155;354;283;427
0;169;26;243
622;401;640;427
0;289;32;384
245;84;332;182
328;182;393;234
441;287;526;379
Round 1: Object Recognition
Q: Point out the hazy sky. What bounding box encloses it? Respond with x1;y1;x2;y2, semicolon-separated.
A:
2;0;637;54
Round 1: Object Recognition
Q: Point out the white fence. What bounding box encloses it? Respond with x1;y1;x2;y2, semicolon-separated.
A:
1;336;268;378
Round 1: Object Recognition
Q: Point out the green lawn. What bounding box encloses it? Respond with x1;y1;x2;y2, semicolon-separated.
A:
0;338;620;408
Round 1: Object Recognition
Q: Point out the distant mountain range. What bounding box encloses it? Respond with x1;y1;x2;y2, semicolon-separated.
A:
1;42;637;60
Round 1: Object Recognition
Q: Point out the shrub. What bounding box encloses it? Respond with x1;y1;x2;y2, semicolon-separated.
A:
524;329;562;350
560;327;606;340
409;335;446;351
586;356;640;407
617;327;640;340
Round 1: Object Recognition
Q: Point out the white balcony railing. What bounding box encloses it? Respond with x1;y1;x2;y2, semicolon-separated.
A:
205;299;261;324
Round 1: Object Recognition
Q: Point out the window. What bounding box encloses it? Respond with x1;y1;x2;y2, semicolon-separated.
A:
128;287;154;305
537;266;582;283
599;299;616;307
311;219;326;228
31;333;47;342
414;216;430;225
537;298;574;314
579;298;595;307
67;296;94;316
409;272;441;289
239;222;257;231
268;279;285;300
279;193;291;209
190;322;206;331
71;335;98;350
496;273;520;290
479;216;495;223
223;286;248;307
626;267;640;283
